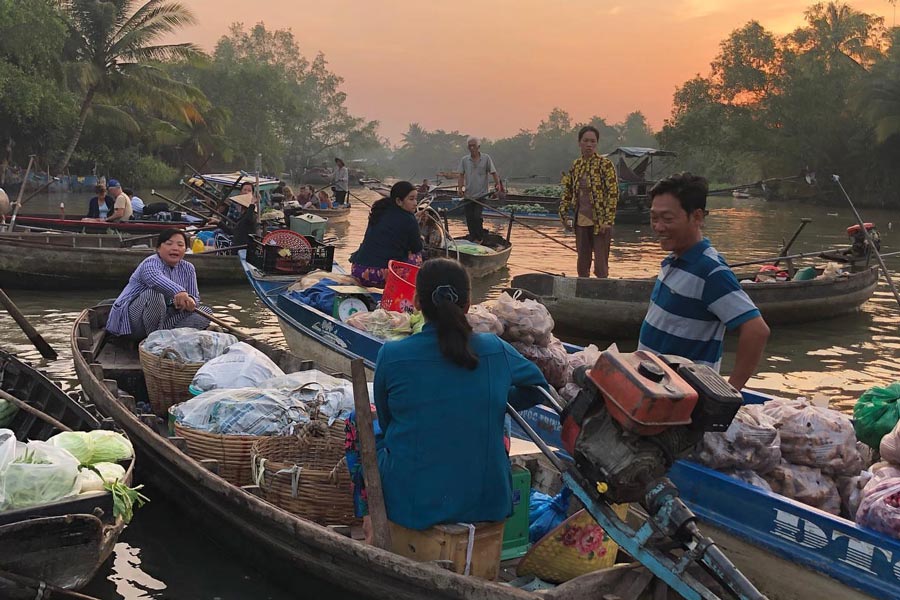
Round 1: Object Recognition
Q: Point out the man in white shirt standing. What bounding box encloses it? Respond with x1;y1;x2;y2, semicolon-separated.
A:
106;179;133;222
457;136;503;243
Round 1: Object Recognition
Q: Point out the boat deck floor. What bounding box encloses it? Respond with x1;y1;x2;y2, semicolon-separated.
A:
96;336;141;375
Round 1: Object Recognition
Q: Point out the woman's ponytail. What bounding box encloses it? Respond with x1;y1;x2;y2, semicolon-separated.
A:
416;259;478;369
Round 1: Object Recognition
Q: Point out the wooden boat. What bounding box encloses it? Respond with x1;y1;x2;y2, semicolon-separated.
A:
0;232;244;290
71;304;709;600
240;265;898;599
0;349;134;598
509;266;880;339
425;233;512;278
293;205;351;224
9;215;198;234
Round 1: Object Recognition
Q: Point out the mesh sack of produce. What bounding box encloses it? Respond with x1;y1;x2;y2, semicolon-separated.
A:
763;461;841;515
466;304;504;335
171;388;310;436
566;344;601;376
837;472;873;520
142;328;238;362
192;342;286;392
695;404;782;474
722;469;773;492
866;462;900;492
260;370;358;422
856;477;900;538
761;397;862;476
853;382;900;450
0;434;80;511
489;291;554;347
879;419;900;464
512;337;570;389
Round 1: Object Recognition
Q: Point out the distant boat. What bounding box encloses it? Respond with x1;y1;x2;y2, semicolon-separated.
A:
732;189;751;199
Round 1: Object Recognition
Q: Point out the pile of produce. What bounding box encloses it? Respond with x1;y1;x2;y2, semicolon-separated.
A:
853;384;900;538
695;398;861;516
521;185;562;197
192;342;286;392
467;292;569;388
346;309;424;340
0;428;143;522
504;203;548;214
0;397;17;427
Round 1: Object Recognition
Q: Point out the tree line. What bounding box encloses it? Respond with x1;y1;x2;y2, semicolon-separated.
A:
0;0;380;188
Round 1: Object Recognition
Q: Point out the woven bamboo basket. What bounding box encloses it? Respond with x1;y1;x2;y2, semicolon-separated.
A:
250;416;356;525
174;422;264;486
139;344;204;416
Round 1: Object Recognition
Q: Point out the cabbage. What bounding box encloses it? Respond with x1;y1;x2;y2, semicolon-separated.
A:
93;462;126;484
0;441;80;510
78;468;104;493
47;432;94;465
88;431;133;463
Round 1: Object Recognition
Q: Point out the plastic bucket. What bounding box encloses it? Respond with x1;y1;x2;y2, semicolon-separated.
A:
381;260;419;313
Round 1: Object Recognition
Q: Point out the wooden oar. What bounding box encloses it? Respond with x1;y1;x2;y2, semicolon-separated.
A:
466;195;579;254
0;389;72;432
6;155;34;231
347;189;372;208
193;310;254;341
773;218;812;267
0;289;58;360
350;358;391;550
832;175;900;310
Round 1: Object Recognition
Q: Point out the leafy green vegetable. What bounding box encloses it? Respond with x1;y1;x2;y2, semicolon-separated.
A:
88;431;133;463
47;431;94;465
104;481;149;524
0;399;18;427
1;441;80;510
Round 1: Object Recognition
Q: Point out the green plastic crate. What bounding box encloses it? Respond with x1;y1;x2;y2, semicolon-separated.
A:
502;465;531;560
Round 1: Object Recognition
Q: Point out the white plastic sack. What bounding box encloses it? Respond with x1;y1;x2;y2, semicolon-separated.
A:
761;397;862;476
466;304;503;335
260;370;357;421
696;405;782;474
856;477;900;539
880;419;900;464
0;438;80;511
191;342;286;392
489;292;554;347
171;388;310;436
763;461;841;515
142;328;238;362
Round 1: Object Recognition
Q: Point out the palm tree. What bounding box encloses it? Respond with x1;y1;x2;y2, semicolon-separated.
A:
55;0;203;172
790;2;886;71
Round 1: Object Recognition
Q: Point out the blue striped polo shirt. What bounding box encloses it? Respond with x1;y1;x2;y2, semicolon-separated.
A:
637;238;760;372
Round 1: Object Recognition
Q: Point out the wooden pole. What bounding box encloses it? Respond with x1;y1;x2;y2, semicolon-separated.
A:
833;175;900;311
6;155;35;231
773;218;812;266
0;568;100;600
350;358;391;550
0;288;58;360
0;389;72;432
192;309;253;341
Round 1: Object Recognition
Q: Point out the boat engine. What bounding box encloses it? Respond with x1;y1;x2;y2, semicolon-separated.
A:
560;349;743;505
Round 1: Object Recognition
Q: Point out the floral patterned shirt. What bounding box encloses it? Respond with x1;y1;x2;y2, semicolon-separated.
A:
559;153;619;232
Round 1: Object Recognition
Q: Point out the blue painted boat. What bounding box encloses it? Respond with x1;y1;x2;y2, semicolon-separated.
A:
242;253;899;599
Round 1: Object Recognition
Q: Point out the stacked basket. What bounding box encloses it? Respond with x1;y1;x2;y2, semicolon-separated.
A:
251;414;356;525
173;422;264;487
139;345;204;416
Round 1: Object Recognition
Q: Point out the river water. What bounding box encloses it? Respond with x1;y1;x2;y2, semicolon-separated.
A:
2;188;899;598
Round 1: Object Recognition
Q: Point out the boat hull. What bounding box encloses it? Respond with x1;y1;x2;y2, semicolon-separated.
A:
12;215;195;234
298;207;351;223
0;234;244;289
509;267;880;339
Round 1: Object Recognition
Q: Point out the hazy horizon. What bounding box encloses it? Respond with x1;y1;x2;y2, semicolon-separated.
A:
180;0;893;143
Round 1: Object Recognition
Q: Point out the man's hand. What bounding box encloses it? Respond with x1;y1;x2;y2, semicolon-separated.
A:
173;291;196;312
562;217;574;231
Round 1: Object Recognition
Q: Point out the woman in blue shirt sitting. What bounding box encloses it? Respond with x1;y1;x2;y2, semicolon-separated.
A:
373;258;549;532
85;184;114;220
349;181;424;288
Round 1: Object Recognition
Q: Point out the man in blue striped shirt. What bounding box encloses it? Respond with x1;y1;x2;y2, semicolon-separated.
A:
638;173;769;390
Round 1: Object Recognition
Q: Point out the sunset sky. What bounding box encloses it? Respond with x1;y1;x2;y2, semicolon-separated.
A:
182;0;893;143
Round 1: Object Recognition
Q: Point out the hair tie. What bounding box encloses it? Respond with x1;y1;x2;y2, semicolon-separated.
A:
431;284;459;306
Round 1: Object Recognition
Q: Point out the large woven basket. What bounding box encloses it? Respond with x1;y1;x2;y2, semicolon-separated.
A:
139;344;204;416
251;417;356;525
174;422;264;487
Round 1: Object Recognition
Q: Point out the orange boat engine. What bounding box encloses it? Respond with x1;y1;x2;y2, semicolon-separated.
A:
560;349;743;504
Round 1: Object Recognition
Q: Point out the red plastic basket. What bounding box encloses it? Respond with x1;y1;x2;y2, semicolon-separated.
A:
380;260;419;313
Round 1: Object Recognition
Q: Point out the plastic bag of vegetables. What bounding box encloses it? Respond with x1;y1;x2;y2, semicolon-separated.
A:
489;292;554;347
0;438;80;511
856;477;900;539
466;304;503;335
0;398;18;427
853;382;900;450
191;342;286;392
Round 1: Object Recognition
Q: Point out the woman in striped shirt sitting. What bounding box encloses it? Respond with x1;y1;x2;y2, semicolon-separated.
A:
106;228;213;339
